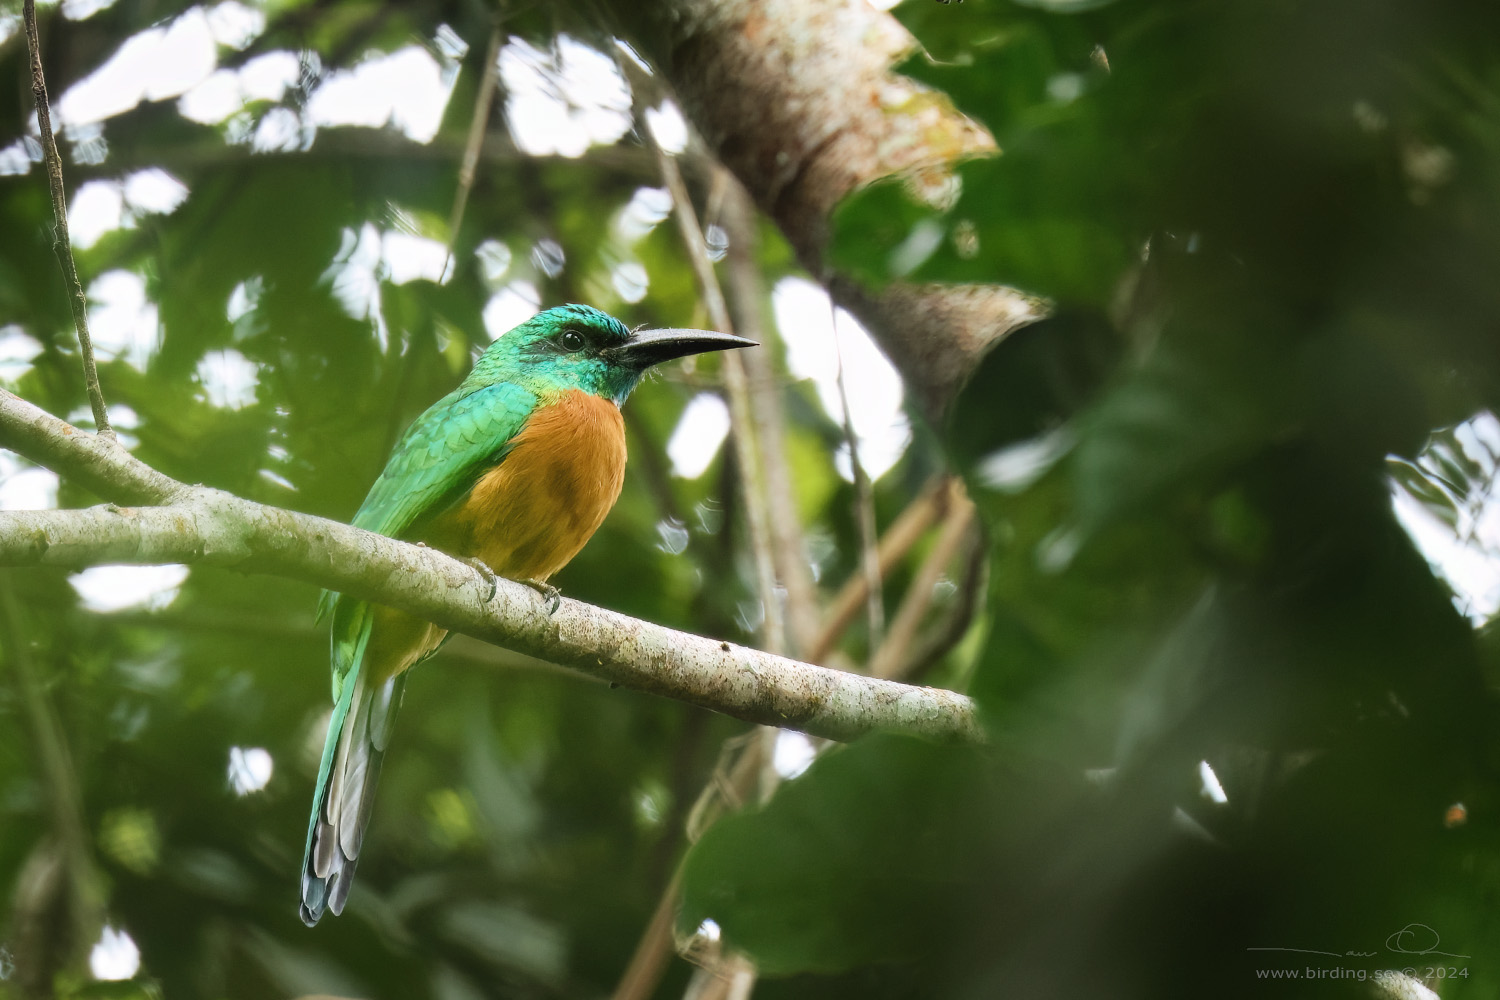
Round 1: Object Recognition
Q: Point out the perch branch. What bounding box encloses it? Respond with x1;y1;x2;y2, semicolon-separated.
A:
0;390;980;745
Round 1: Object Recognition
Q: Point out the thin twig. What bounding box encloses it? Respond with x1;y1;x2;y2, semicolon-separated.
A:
444;19;505;277
22;0;112;439
868;480;975;679
675;730;772;1000
830;294;883;645
685;952;756;1000
708;179;819;998
896;519;988;683
646;109;785;657
718;174;820;658
811;475;950;663
612;867;685;1000
381;22;504;456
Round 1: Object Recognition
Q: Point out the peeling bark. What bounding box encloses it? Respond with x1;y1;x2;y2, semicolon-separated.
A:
613;0;1036;419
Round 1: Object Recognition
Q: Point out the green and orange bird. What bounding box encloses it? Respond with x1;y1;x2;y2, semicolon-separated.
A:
299;304;752;925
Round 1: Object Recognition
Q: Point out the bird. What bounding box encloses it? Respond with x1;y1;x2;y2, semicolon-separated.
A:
299;304;753;925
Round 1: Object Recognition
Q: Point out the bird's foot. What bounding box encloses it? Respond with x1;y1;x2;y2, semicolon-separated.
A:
462;557;498;602
519;578;562;615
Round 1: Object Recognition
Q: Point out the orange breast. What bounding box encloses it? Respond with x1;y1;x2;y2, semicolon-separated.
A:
434;388;628;583
364;389;627;683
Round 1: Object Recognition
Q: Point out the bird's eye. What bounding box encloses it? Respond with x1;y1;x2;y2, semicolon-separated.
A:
559;329;586;353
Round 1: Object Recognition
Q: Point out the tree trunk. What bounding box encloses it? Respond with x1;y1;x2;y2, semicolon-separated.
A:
613;0;1035;421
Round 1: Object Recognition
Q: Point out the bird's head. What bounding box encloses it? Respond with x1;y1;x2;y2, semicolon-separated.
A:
472;304;754;404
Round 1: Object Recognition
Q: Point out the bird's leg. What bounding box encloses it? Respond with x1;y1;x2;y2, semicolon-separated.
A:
518;578;562;615
461;556;498;602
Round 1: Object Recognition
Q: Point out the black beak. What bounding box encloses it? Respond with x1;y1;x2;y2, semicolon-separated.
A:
605;328;757;369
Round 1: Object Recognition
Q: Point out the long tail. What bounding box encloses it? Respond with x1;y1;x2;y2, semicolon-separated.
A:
299;599;407;926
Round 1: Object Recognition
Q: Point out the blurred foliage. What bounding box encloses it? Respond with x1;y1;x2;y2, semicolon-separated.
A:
683;0;1500;998
3;0;1500;998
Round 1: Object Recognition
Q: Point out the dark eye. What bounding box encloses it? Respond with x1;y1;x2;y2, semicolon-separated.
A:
559;329;586;353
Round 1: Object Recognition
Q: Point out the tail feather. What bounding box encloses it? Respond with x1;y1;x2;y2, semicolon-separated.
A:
300;665;357;923
299;600;407;926
324;676;365;864
369;673;402;751
337;674;381;860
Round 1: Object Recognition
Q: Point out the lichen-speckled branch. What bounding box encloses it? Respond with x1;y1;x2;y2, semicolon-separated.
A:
0;389;980;744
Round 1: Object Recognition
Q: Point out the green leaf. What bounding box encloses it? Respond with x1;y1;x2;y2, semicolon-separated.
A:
679;736;994;975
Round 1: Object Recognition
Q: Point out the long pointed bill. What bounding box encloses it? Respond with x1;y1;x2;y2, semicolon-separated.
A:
605;328;757;369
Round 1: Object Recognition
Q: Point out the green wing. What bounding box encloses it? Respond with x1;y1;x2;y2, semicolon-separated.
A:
316;380;537;678
351;380;538;540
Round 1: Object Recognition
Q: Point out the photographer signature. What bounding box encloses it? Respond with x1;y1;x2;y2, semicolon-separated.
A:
1247;923;1469;959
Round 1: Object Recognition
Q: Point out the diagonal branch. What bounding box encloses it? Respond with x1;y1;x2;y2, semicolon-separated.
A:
868;479;976;680
445;19;506;270
811;475;952;662
0;390;980;745
22;0;112;439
